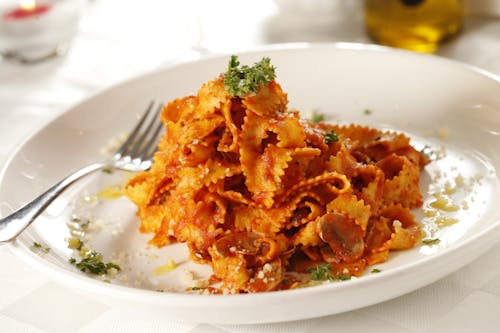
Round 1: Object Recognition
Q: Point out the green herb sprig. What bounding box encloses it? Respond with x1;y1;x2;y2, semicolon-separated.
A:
325;130;339;144
307;263;351;282
422;238;441;245
311;111;325;124
70;251;121;275
31;242;51;253
223;55;276;97
102;168;113;174
308;263;334;281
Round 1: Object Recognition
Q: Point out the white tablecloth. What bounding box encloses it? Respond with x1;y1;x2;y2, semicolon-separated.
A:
1;1;500;332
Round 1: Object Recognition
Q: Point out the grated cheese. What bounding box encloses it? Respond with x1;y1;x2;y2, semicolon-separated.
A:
392;220;403;228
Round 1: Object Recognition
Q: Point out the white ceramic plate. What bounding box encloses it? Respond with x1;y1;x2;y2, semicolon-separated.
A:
1;43;500;324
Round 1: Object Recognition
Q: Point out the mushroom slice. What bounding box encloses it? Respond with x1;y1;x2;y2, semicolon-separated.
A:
214;232;261;257
316;212;365;263
214;232;286;265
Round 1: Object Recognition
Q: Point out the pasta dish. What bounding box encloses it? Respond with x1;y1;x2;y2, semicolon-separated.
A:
124;56;429;293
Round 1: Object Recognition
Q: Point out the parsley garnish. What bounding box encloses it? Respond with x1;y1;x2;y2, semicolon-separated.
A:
422;238;440;245
308;263;334;281
223;55;276;97
307;263;352;282
371;268;381;273
71;251;121;275
31;242;50;253
80;220;91;230
325;130;339;144
311;111;325;124
364;109;373;115
69;258;77;264
102;168;113;174
337;275;352;281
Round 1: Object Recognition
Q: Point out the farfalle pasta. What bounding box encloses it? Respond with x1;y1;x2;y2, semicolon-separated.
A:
124;57;429;293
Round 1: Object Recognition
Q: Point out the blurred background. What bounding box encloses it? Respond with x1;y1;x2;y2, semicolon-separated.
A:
0;0;499;161
1;0;499;162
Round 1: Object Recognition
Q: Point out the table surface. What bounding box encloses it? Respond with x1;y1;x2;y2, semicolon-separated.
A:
1;1;500;332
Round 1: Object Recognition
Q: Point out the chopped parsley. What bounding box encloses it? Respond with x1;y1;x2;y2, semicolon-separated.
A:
69;215;91;230
422;238;441;245
364;108;373;115
371;268;381;273
337;275;352;281
80;220;91;229
223;55;276;97
308;263;334;281
70;251;121;275
69;258;77;264
311;111;325;124
325;130;339;144
31;242;50;253
307;263;352;282
101;168;113;174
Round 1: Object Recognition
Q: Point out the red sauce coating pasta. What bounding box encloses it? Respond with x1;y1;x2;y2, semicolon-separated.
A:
125;74;429;293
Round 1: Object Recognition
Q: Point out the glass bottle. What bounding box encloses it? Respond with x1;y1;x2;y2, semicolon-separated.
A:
364;0;464;53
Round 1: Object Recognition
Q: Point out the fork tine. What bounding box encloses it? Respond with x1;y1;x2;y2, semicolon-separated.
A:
128;103;163;159
140;120;164;161
115;101;155;159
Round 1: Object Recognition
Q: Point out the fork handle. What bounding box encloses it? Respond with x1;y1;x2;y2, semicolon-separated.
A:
0;162;108;244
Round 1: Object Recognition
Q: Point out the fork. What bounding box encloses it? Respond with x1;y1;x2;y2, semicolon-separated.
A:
0;101;164;244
